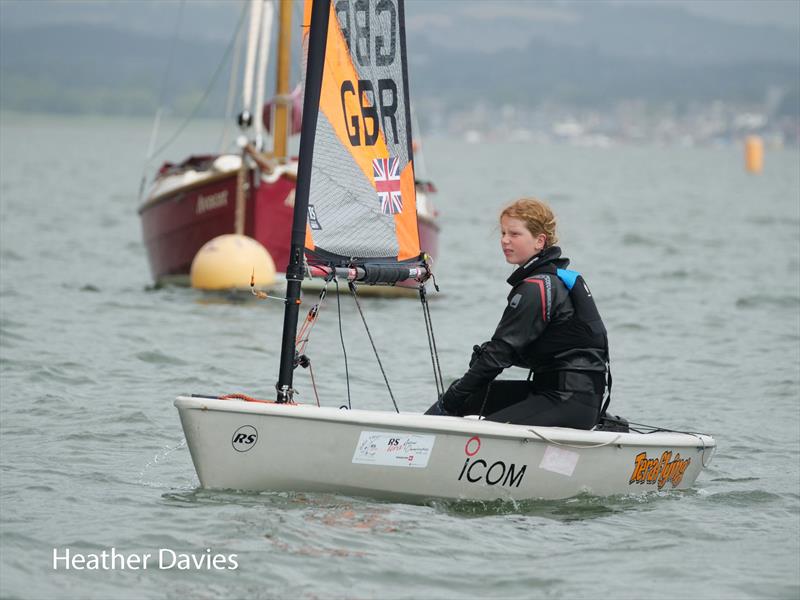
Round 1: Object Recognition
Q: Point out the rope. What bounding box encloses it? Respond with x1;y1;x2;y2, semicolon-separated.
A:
334;279;352;410
138;0;186;200
145;2;249;166
693;434;712;467
295;282;329;407
626;420;712;437
308;362;321;407
526;427;622;449
218;9;245;153
220;393;272;404
348;282;399;413
154;0;186;130
296;282;328;354
624;420;715;466
419;285;444;397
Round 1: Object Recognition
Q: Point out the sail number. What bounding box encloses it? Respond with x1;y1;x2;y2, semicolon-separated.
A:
341;79;398;146
336;0;400;147
336;0;397;67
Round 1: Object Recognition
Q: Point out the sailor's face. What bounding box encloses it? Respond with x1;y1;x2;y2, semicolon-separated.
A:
500;216;546;265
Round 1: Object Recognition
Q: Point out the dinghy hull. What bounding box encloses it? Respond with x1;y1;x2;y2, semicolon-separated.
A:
175;396;715;502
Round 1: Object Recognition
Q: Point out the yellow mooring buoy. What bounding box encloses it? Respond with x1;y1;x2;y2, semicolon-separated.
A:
190;234;276;290
744;135;764;174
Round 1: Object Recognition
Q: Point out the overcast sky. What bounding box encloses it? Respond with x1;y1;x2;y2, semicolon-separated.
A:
1;0;798;32
636;0;799;29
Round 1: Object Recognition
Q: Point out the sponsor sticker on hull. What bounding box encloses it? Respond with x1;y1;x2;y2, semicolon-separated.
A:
352;431;435;468
538;445;580;477
456;436;528;488
629;450;691;490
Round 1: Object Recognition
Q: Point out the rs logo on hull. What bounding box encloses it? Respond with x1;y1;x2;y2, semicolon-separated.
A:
232;426;258;452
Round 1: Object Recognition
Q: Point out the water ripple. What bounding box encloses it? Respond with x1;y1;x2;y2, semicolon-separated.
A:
134;350;188;366
736;294;800;309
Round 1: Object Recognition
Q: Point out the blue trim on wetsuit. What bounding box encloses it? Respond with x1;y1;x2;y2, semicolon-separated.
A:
556;268;580;290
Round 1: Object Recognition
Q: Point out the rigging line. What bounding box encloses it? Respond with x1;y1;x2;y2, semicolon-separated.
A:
156;0;186;115
219;9;246;153
295;281;328;354
334;279;352;410
424;288;444;395
139;0;186;200
146;2;249;167
422;285;444;392
419;286;444;397
625;420;712;437
308;361;321;407
348;282;399;414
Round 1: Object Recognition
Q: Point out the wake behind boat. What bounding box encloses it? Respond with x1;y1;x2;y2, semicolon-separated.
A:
173;0;715;502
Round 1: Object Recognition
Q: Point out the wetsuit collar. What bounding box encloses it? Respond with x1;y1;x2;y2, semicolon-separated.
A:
506;246;570;286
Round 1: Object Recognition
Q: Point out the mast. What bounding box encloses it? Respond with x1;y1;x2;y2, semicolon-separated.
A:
240;0;264;129
253;0;275;151
275;0;330;403
272;0;293;161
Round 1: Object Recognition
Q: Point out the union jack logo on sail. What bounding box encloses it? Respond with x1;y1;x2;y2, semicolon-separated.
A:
373;156;403;215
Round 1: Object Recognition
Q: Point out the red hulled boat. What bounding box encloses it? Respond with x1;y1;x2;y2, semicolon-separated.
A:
138;0;439;289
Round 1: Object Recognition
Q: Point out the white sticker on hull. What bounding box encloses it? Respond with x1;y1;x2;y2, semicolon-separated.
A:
352;431;435;468
539;445;580;477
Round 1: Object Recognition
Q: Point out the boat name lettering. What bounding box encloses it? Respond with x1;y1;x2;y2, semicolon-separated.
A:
458;458;527;488
231;425;258;452
196;191;228;214
629;451;691;489
340;79;399;146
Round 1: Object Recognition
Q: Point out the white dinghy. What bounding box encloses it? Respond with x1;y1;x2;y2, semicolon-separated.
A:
174;0;715;502
177;397;715;501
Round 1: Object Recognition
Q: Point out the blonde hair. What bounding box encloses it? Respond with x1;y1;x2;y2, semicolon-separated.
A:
500;198;558;248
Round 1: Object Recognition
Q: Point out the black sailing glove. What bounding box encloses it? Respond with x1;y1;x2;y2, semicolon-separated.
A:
423;396;453;416
469;342;488;367
424;379;464;416
439;379;465;415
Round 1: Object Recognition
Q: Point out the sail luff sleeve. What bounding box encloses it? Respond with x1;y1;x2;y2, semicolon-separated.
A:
398;0;414;171
289;0;329;273
394;0;421;260
276;0;330;402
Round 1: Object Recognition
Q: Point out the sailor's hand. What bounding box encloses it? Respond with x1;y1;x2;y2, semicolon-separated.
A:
469;342;489;367
423;397;453;416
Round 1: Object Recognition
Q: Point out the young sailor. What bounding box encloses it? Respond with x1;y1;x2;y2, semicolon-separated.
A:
426;198;610;429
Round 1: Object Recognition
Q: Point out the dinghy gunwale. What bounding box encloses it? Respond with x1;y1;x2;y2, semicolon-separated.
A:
174;395;715;450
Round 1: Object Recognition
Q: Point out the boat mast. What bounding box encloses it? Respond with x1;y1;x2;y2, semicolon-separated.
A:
240;0;264;131
272;0;293;162
235;0;264;235
275;0;330;403
253;1;275;151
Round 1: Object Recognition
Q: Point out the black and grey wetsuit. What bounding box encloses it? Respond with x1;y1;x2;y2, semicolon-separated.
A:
440;246;609;429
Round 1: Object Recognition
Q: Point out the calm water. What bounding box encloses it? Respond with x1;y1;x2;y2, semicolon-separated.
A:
1;113;798;599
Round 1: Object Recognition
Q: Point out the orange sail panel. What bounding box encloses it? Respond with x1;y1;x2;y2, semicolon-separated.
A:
302;0;420;264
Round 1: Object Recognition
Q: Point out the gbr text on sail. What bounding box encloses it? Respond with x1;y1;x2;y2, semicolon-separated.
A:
337;0;401;147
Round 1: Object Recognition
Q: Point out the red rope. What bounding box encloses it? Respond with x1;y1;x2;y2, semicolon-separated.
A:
220;393;280;404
